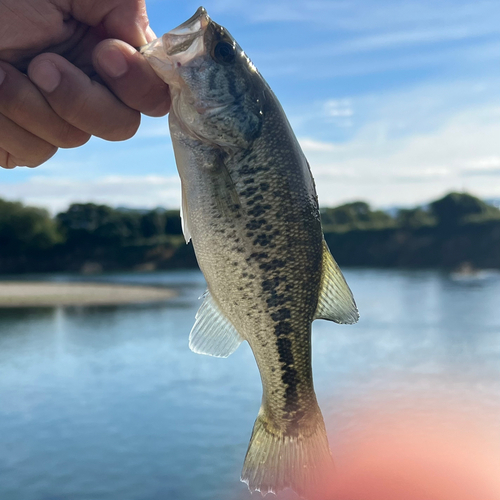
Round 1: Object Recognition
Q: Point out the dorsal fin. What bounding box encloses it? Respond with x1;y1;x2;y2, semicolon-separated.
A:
314;240;359;324
189;290;244;357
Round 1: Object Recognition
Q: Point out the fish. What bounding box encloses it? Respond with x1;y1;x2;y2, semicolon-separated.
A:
140;7;359;499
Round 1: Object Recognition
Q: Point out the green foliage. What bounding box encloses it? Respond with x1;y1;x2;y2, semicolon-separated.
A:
56;204;184;248
320;201;394;232
57;203;143;246
2;192;500;273
140;210;166;238
396;207;436;228
430;192;500;226
0;199;62;255
164;210;183;236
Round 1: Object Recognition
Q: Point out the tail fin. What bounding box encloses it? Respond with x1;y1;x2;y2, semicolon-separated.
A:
241;407;335;499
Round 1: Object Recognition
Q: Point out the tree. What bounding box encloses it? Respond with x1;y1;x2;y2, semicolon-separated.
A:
396;207;436;228
56;203;142;246
0;199;62;255
165;210;183;235
430;192;500;226
321;202;394;231
140;210;166;239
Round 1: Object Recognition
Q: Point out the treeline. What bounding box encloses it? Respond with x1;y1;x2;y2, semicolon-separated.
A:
1;192;500;274
0;202;196;274
323;194;500;269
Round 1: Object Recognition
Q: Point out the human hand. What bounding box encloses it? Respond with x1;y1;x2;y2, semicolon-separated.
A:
0;0;170;169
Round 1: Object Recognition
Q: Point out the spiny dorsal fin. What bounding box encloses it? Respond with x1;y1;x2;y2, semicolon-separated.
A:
189;290;244;357
314;240;359;324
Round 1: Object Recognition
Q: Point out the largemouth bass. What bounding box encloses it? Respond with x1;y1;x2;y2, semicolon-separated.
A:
141;7;358;498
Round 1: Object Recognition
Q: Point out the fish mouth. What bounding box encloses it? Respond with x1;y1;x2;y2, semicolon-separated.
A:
167;6;210;38
140;7;211;81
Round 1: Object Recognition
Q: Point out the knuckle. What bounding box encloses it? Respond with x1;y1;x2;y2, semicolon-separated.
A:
5;89;30;116
60;94;92;125
0;76;33;117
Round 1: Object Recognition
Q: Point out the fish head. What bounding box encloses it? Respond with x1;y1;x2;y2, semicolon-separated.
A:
141;7;263;148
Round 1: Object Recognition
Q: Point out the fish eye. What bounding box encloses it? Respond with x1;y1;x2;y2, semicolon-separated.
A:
213;41;236;65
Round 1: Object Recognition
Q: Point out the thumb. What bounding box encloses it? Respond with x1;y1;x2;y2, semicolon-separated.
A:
60;0;152;47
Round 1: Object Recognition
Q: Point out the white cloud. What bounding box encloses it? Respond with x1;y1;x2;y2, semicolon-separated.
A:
390;167;452;181
324;99;354;118
290;77;500;143
298;138;337;152
334;25;487;52
303;102;500;207
3;78;500;214
462;156;500;175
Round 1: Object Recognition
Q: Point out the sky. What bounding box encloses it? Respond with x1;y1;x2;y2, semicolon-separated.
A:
1;0;500;213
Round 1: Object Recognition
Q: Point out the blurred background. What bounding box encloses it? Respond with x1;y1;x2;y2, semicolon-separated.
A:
1;1;500;499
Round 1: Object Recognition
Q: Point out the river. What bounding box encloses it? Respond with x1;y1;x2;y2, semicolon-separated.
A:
0;269;499;500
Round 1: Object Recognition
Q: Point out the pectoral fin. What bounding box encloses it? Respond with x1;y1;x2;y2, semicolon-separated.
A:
314;240;359;324
189;290;244;357
180;183;192;243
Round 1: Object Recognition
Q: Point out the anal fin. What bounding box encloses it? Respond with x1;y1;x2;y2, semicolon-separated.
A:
189;290;244;358
314;240;359;324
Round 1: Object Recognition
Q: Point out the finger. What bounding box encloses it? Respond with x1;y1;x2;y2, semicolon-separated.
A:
27;53;141;141
0;148;15;169
66;0;151;47
0;114;57;168
145;26;157;43
93;39;170;117
0;62;91;149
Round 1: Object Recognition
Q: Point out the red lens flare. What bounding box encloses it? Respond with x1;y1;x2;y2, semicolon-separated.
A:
330;396;500;500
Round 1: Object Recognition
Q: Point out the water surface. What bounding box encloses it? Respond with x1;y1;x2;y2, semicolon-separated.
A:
0;269;499;500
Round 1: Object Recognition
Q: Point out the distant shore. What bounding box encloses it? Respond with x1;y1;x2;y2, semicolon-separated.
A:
2;193;500;274
0;282;176;308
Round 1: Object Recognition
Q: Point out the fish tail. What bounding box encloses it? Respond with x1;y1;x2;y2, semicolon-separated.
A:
240;407;335;499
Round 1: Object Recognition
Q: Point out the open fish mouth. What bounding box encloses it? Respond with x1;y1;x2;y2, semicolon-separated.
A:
140;7;211;79
166;6;210;38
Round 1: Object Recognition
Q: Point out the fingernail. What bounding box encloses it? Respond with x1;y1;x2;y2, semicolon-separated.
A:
98;46;128;78
146;26;157;42
0;67;6;85
30;60;61;93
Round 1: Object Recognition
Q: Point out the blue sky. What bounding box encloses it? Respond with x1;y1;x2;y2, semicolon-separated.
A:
2;0;500;213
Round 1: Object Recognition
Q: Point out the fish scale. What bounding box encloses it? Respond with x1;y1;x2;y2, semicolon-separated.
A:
220;118;323;432
141;7;359;499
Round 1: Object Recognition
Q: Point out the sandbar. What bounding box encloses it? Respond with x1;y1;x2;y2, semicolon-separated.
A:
0;281;176;307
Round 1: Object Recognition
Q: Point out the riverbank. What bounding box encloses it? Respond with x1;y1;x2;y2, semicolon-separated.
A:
0;282;176;307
